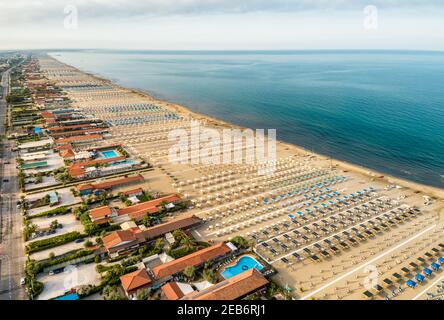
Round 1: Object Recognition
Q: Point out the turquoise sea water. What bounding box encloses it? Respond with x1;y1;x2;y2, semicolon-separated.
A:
50;50;444;188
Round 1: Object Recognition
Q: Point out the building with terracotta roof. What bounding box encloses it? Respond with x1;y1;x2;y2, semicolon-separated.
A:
89;206;117;225
68;155;127;178
150;242;235;283
54;133;102;146
59;148;75;160
120;269;151;299
161;282;194;300
180;269;268;300
117;194;181;221
102;215;202;257
122;188;144;197
76;174;144;196
50;127;108;138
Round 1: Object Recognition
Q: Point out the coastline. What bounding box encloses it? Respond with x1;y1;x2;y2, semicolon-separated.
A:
47;53;444;200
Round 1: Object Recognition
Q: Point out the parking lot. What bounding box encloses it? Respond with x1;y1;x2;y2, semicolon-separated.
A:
26;187;81;217
30;214;83;241
37;263;100;300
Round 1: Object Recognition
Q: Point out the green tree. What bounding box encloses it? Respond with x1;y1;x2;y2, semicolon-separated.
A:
183;266;195;279
136;288;149;300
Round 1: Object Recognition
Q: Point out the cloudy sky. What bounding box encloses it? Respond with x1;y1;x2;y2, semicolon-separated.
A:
1;0;444;50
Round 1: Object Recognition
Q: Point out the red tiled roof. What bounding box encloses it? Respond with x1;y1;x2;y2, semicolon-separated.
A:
161;282;186;300
120;269;151;293
93;175;144;190
103;229;137;250
70;155;125;169
117;194;180;219
55;134;102;144
123;188;144;196
93;217;111;225
60;149;75;158
49;124;99;132
181;269;268;300
89;206;113;219
50;127;107;138
55;143;73;150
68;155;126;178
41;111;55;118
151;242;232;279
102;215;202;253
77;184;93;191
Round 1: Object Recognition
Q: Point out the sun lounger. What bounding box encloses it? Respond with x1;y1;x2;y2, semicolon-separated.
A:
401;267;410;275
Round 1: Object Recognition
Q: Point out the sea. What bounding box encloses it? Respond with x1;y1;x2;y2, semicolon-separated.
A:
49;50;444;188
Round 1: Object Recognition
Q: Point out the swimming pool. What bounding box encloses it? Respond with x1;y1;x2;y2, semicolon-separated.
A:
220;256;264;279
101;150;118;158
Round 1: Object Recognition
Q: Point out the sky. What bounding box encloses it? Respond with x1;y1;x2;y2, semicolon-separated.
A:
1;0;444;50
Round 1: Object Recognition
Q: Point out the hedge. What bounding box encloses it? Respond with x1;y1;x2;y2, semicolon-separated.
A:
35;249;94;273
26;206;70;220
26;231;82;254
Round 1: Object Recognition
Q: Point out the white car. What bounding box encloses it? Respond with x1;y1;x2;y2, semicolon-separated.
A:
20;277;26;285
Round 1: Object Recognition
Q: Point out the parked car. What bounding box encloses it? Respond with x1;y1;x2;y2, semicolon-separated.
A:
49;267;65;276
74;238;84;243
20;277;26;285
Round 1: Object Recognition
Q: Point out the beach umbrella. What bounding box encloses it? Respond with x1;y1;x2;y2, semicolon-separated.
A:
423;268;433;276
415;273;425;282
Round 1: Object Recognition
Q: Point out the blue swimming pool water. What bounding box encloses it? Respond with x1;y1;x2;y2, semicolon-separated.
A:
221;256;264;279
101;150;118;158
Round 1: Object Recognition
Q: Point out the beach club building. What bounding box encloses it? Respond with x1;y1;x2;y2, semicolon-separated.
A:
120;269;152;299
76;174;145;196
115;194;181;221
102;215;202;257
89;206;118;225
88;194;181;225
67;155;137;179
54;133;103;146
149;242;236;285
180;269;268;300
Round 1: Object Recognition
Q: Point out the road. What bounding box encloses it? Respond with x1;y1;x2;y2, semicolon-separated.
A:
0;68;26;300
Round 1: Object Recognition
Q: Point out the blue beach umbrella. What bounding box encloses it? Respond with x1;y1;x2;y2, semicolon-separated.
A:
431;262;440;271
423;268;432;276
415;273;425;282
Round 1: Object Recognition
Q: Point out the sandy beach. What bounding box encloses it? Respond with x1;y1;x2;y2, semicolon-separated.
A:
39;54;444;300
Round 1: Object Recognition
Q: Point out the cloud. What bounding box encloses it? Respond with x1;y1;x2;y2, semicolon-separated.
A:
1;0;444;50
2;0;444;25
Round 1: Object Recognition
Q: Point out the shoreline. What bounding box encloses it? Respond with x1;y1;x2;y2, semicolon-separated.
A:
46;53;444;200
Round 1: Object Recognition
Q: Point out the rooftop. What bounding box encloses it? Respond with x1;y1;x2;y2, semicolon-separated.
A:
181;269;268;300
120;269;151;293
151;242;232;279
